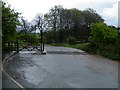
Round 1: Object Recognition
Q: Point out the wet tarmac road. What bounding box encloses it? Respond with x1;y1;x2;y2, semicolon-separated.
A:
2;72;20;88
4;45;118;88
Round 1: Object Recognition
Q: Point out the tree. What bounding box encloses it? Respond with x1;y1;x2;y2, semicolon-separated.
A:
35;14;44;31
82;8;104;26
33;13;45;46
44;6;104;44
2;1;20;47
89;22;119;46
88;22;119;59
44;5;64;43
19;17;31;34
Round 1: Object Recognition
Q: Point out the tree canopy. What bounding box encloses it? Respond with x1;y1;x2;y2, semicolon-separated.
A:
44;6;104;43
89;22;119;46
2;1;20;46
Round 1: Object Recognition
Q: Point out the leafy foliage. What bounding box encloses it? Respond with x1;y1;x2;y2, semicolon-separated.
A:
2;1;20;47
88;22;120;59
17;33;39;45
68;37;77;45
89;22;119;46
44;6;103;43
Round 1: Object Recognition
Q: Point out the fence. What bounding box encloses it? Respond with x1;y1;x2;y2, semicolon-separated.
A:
7;39;44;53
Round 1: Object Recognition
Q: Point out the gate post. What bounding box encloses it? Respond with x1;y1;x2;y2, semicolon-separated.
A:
16;39;19;53
43;42;44;51
8;42;10;52
10;41;13;52
40;30;43;52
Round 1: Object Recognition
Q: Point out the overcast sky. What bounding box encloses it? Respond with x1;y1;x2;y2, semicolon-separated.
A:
5;0;119;27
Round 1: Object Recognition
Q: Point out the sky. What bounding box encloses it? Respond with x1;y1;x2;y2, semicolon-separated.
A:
5;0;119;27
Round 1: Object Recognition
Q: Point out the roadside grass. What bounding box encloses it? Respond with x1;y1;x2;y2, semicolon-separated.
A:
50;43;120;60
50;43;89;52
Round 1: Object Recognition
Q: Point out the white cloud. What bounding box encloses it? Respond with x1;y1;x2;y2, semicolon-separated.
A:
101;3;118;19
118;1;120;27
4;0;119;26
101;2;118;26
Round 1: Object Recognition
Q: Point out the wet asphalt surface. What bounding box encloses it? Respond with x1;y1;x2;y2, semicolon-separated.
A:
3;45;118;88
2;72;20;88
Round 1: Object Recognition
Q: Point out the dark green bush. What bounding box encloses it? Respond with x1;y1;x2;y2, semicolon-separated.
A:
18;34;39;45
88;22;120;59
68;37;77;45
89;22;119;46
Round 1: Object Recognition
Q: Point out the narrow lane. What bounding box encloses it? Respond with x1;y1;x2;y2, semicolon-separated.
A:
4;45;118;88
2;72;20;88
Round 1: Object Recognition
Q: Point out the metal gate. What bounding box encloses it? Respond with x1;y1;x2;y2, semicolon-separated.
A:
7;39;44;53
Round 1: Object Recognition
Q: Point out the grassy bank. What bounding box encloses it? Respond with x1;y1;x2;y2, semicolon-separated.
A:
50;43;120;60
50;43;89;53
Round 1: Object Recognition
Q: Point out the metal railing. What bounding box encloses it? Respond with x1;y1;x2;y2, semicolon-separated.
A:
7;39;45;53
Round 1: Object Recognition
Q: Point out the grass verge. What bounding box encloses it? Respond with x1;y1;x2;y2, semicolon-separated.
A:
50;43;120;60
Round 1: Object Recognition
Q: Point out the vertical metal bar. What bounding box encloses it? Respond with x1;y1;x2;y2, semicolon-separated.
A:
8;42;10;52
41;30;43;52
43;42;44;51
41;43;42;52
14;42;16;51
10;41;13;52
42;30;44;52
16;39;19;53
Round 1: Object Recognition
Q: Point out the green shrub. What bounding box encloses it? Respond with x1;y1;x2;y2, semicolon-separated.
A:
18;34;39;45
89;22;119;46
68;37;77;45
89;22;120;59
